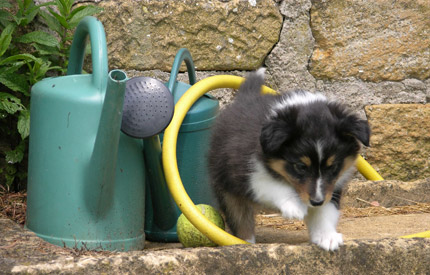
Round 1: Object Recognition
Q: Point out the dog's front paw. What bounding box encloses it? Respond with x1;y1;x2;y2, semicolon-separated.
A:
280;200;308;220
310;230;343;251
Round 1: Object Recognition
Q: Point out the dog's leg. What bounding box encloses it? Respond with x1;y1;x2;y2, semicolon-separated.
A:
220;193;256;243
250;160;308;220
304;202;343;251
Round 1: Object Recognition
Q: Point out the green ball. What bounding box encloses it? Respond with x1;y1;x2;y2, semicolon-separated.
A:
177;204;225;248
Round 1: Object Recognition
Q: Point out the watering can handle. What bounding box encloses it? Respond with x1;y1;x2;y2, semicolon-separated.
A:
167;48;197;93
67;16;108;92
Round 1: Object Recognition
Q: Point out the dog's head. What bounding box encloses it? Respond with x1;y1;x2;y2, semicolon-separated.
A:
260;92;370;207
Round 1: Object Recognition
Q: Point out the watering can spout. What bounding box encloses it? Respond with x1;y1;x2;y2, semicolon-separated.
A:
63;16;128;215
88;70;128;215
93;70;127;168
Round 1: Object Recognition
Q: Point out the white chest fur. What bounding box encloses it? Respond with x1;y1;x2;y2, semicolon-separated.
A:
249;158;309;220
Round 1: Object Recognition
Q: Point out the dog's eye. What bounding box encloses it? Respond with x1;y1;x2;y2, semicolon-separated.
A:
325;163;339;174
293;163;308;174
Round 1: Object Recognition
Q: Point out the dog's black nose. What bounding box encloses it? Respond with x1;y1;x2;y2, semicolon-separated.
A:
310;199;324;206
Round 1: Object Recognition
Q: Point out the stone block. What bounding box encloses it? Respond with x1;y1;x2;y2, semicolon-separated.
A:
96;0;282;71
365;104;430;181
265;11;316;91
310;0;430;82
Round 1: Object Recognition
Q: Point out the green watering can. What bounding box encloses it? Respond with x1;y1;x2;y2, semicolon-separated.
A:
143;49;220;242
117;48;219;243
26;16;146;251
27;15;218;249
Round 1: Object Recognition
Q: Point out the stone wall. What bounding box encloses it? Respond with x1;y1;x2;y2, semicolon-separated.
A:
365;104;430;181
98;0;282;71
55;0;430;180
89;0;429;105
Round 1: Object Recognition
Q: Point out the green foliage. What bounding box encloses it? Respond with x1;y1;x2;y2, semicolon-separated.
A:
38;0;102;70
0;0;102;191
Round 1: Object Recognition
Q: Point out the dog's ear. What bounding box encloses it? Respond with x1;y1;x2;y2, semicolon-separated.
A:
260;120;289;155
260;111;298;156
328;102;371;146
338;115;371;146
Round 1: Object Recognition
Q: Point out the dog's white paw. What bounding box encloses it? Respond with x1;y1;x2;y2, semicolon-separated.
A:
280;200;308;220
310;230;343;251
245;235;256;244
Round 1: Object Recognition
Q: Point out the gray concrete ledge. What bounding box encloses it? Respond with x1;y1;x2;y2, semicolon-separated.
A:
3;233;430;274
1;179;429;274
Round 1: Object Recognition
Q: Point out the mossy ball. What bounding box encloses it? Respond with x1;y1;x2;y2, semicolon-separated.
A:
177;204;225;248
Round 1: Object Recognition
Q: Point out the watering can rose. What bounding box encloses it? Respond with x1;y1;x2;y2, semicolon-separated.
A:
177;204;225;247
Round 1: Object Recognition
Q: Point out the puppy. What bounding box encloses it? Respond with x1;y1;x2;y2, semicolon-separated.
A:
208;69;370;251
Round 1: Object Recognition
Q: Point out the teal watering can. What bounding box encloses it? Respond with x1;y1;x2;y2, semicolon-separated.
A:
26;16;146;251
143;49;220;242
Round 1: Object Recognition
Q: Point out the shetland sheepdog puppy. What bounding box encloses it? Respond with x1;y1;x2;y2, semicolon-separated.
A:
208;69;370;251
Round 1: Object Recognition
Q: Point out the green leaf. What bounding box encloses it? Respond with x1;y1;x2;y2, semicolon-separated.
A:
0;61;26;74
68;5;103;28
32;43;63;56
0;92;24;114
56;0;69;17
68;5;87;20
14;0;38;26
5;140;25;164
33;60;62;82
0;23;15;57
39;10;62;36
18;109;30;139
23;0;32;10
0;72;30;95
0;1;12;9
23;7;39;26
4;164;17;188
17;31;59;48
31;1;56;12
0;10;12;26
0;53;39;65
20;0;45;26
48;7;69;29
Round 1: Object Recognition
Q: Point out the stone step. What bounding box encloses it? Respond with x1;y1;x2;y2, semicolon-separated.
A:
1;179;429;274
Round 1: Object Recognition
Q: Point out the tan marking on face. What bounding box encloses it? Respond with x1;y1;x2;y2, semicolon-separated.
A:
324;182;335;204
268;159;309;202
326;155;336;167
340;156;357;175
300;156;311;167
322;156;357;204
268;159;293;183
299;185;311;203
332;155;358;188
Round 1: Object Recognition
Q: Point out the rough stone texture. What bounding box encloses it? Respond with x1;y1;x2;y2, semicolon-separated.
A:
365;104;430;181
263;0;428;116
426;79;430;102
309;0;430;82
317;78;428;117
2;179;430;273
279;0;312;19
2;217;430;274
265;0;316;91
38;0;429;114
338;213;430;242
94;0;282;71
344;179;430;208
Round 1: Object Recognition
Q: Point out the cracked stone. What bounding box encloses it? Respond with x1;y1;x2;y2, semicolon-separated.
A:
92;0;282;71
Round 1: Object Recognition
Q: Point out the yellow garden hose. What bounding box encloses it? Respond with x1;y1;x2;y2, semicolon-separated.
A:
162;75;384;246
162;75;250;246
400;231;430;239
356;154;384;181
